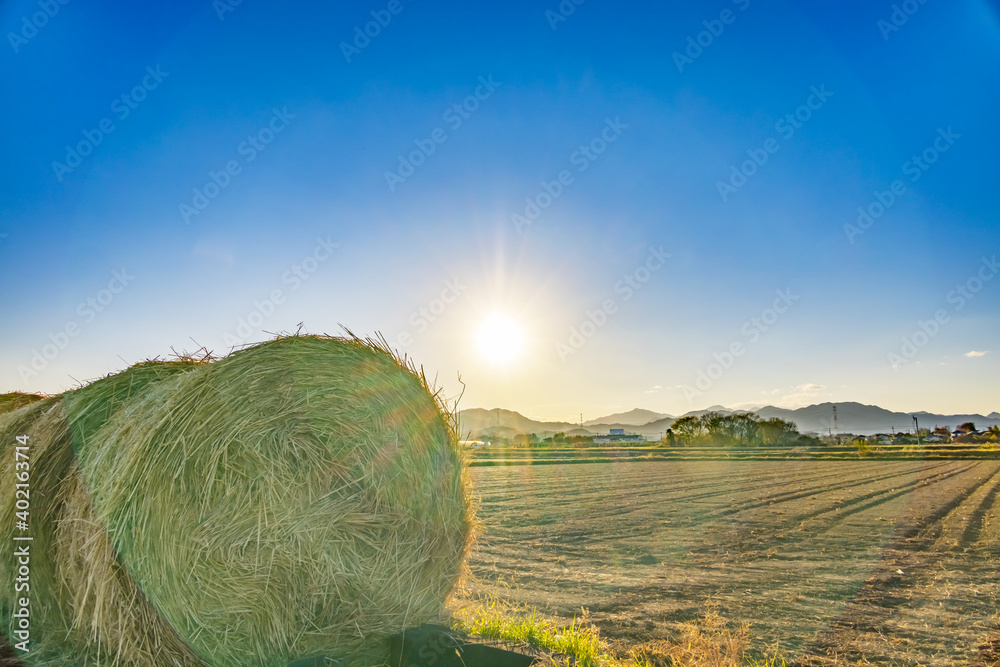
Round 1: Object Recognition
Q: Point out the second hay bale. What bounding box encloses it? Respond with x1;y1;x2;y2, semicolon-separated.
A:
1;360;228;665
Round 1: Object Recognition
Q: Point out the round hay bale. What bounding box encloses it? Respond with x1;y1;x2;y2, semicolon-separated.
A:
1;360;209;666
1;335;472;666
0;392;46;416
63;358;204;452
0;396;75;664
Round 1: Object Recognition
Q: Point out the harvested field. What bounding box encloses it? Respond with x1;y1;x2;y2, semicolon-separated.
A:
458;460;1000;665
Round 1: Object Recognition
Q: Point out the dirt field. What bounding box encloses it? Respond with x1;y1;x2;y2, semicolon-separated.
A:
458;460;1000;665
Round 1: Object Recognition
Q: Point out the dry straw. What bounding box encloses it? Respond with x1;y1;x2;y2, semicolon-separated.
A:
0;393;46;416
1;335;473;666
1;360;214;666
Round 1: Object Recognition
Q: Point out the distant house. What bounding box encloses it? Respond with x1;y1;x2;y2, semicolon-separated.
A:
594;429;645;444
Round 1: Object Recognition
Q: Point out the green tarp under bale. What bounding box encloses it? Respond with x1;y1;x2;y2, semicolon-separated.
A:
0;335;473;666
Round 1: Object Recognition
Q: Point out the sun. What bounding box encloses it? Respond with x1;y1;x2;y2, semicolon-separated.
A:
475;314;525;366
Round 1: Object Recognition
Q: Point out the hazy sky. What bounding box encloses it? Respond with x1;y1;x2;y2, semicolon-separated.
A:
2;0;998;420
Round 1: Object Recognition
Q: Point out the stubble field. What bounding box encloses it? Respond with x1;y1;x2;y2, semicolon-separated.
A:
458;460;1000;665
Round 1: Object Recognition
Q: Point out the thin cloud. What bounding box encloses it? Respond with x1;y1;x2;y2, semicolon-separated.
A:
773;383;828;407
965;350;988;358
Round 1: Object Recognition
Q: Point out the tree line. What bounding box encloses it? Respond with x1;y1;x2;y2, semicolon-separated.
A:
664;411;812;448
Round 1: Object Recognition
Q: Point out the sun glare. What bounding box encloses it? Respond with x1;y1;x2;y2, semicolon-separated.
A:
476;314;525;366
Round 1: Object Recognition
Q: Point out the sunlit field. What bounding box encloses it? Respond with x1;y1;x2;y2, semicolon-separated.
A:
458;460;1000;665
4;1;999;665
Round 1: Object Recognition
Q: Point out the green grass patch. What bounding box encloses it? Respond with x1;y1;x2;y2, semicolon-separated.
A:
453;596;790;667
453;595;610;666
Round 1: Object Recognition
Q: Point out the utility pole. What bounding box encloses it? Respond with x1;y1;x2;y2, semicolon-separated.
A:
913;415;921;447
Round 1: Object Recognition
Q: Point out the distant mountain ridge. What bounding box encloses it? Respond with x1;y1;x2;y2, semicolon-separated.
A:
584;408;671;426
457;402;1000;439
756;402;1000;436
457;408;580;438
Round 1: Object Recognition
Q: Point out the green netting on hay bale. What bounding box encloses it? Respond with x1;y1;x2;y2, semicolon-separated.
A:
1;335;472;666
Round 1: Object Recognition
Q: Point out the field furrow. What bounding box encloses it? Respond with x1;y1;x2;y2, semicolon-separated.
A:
461;460;1000;666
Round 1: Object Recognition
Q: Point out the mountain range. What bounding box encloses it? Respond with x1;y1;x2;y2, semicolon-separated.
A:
457;402;1000;440
582;408;670;426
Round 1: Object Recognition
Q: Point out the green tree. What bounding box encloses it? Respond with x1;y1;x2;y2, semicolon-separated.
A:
671;412;802;448
703;412;763;447
670;415;706;442
758;417;799;446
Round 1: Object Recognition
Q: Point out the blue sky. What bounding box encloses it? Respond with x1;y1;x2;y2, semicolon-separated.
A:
2;0;998;419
